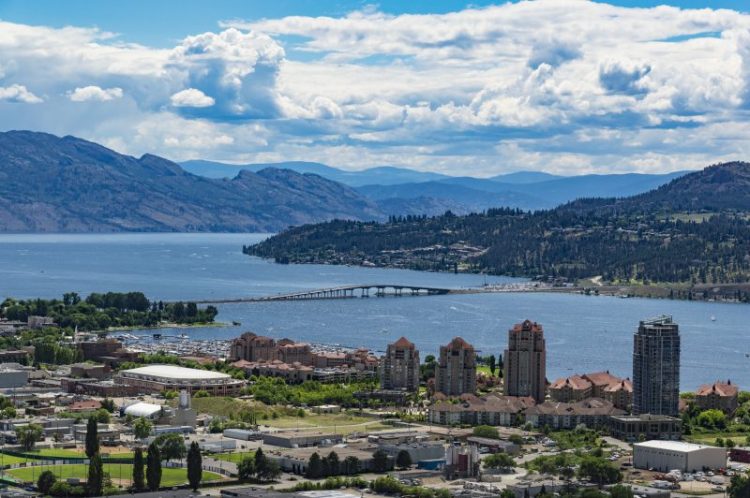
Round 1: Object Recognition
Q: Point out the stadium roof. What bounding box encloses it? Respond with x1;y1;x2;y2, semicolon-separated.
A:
121;364;230;380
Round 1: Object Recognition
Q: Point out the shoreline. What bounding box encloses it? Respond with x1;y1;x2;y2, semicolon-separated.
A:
106;321;231;332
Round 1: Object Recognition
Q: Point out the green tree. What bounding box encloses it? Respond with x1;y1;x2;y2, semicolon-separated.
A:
610;484;635;498
472;425;500;439
253;447;280;481
100;398;115;413
95;408;110;424
697;409;727;429
87;453;104;497
326;451;340;476
133;417;153;439
37;470;57;495
154;433;186;462
372;449;390;473
132;447;146;491
238;455;257;481
85;417;99;459
306;452;323;479
396;449;412;470
578;457;621;486
484;453;515;471
146;443;162;491
187;441;202;492
343;456;360;475
729;474;750;498
16;423;43;451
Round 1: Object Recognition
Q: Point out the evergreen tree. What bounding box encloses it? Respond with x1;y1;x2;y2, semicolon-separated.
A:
396;449;412;469
146;443;162;491
85;417;99;459
87;453;104;497
372;449;390;473
237;455;256;481
306;452;323;479
187;441;202;491
326;451;340;476
132;447;145;491
37;470;57;495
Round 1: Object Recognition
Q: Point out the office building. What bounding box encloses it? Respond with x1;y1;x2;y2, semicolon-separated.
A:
380;337;420;392
633;316;680;416
435;337;476;396
504;320;546;403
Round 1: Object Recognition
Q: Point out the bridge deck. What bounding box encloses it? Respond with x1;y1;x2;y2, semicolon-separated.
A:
197;284;453;304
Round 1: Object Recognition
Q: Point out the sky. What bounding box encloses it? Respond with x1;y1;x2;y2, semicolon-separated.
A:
0;0;749;176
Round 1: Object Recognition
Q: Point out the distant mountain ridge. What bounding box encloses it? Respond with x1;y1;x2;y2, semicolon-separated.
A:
182;159;688;215
180;159;452;186
0;131;381;232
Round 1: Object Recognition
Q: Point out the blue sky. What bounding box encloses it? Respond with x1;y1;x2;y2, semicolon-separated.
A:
1;0;748;46
0;0;748;175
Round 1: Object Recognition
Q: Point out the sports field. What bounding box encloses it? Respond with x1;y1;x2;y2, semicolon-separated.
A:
6;464;223;486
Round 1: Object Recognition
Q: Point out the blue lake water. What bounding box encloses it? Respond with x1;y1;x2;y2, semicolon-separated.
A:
0;232;746;390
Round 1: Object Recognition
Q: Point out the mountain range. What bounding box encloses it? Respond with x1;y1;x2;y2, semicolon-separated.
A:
0;131;380;232
0;130;700;233
181;159;687;215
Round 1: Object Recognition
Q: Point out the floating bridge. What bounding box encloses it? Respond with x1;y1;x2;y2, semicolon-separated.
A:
198;284;453;304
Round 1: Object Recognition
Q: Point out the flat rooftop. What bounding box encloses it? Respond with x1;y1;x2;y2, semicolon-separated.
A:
635;440;717;452
121;364;231;380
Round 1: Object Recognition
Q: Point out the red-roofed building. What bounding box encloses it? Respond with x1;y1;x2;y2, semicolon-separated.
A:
504;320;546;403
603;379;633;411
435;337;476;396
549;375;593;402
380;337;420;392
695;380;739;414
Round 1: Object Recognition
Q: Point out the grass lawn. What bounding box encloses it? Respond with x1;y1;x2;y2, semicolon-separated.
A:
212;451;255;463
686;433;750;446
261;413;391;435
0;454;31;467
7;464;223;486
16;449;134;460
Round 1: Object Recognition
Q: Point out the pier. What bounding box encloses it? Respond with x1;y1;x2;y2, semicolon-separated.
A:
198;284;453;304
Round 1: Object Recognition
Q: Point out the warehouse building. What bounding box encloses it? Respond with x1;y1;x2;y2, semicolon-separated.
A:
117;364;244;395
633;440;726;472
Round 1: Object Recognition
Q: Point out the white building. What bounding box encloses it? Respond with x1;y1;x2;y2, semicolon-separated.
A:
117;364;244;395
633;440;726;472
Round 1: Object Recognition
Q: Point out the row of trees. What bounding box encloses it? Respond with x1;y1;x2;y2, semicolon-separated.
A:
36;416;203;496
1;291;218;331
237;448;281;482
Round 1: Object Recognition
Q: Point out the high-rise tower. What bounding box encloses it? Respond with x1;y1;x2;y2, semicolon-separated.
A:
504;320;546;403
633;316;680;416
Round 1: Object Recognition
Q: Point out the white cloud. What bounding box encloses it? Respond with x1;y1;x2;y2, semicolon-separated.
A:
0;2;749;175
0;84;42;103
170;88;215;108
69;86;123;102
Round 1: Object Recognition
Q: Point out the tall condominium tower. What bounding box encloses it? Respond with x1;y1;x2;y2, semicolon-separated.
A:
633;316;681;416
504;320;546;403
435;337;476;396
380;337;420;392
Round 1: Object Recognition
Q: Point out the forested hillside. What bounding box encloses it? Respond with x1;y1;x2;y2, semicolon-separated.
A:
247;162;750;285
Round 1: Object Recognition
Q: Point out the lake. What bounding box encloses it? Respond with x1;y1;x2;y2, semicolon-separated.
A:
0;232;746;390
